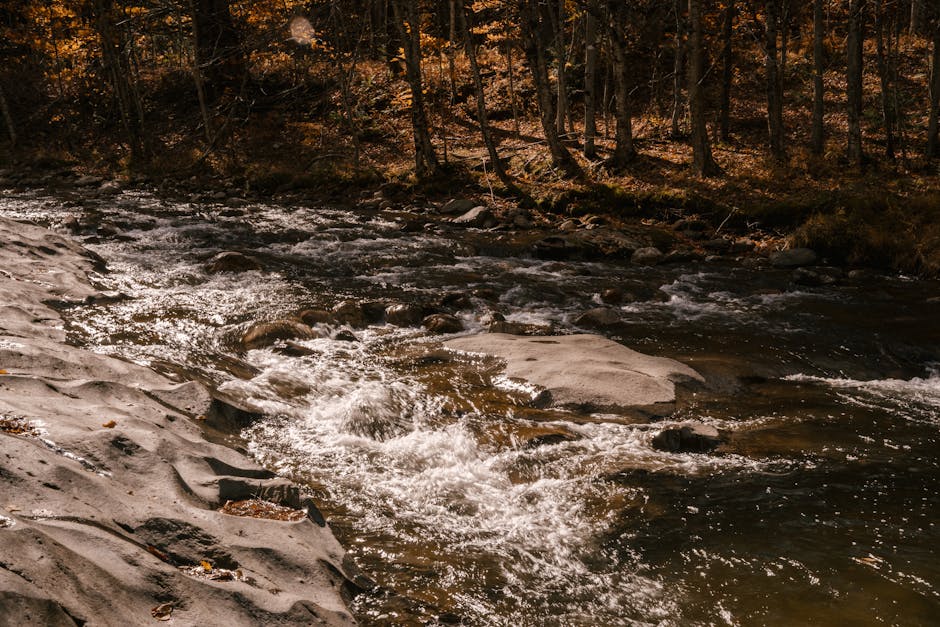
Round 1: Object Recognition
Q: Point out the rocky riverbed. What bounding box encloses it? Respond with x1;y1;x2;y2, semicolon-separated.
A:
0;216;359;626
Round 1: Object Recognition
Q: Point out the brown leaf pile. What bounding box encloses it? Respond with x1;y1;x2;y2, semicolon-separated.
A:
0;415;39;437
219;499;307;522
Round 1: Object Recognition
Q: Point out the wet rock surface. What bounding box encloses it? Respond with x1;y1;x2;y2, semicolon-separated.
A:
0;218;355;626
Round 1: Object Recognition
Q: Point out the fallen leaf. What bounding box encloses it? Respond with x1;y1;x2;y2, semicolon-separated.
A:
151;603;173;621
201;560;212;572
102;420;116;428
0;369;8;375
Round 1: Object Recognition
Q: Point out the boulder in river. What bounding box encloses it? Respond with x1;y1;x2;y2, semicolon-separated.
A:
423;313;464;334
440;198;479;215
332;300;366;328
631;247;664;265
386;303;424;327
241;320;319;350
452;206;496;228
444;333;704;415
206;251;263;273
651;422;722;453
770;247;818;268
298;308;333;325
792;266;842;287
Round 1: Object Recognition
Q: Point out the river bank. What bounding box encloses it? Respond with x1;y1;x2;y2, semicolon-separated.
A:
0;215;360;625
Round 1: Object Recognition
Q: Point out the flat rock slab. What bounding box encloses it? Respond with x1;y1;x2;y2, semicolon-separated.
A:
0;217;356;626
445;333;704;415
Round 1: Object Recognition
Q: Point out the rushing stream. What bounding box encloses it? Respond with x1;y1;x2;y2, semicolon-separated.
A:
2;188;939;625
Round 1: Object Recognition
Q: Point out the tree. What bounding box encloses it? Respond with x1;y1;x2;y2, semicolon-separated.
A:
719;0;735;142
811;0;825;154
927;1;940;158
391;0;441;178
583;0;599;158
764;0;786;160
605;2;637;167
190;0;244;102
688;0;720;175
847;0;866;166
519;0;581;176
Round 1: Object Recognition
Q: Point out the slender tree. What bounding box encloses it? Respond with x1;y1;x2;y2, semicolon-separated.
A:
584;0;599;158
391;0;441;178
719;0;735;142
671;0;687;137
688;0;720;175
811;0;825;154
928;3;940;157
764;0;786;160
847;0;866;166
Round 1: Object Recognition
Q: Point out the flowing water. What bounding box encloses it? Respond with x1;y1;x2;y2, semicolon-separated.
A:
2;188;939;626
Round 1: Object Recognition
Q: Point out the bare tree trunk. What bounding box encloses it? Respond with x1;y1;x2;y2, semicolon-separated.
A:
583;0;599;158
719;0;735;141
553;0;569;136
671;0;687;138
811;0;825;154
506;40;521;137
911;0;922;34
688;0;720;176
927;14;940;157
0;83;15;147
519;0;581;176
457;0;522;196
847;0;866;166
93;0;148;166
875;0;896;160
606;6;636;168
190;0;244;102
392;0;441;178
765;0;786;160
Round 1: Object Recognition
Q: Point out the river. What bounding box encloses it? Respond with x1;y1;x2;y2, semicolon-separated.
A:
2;187;938;625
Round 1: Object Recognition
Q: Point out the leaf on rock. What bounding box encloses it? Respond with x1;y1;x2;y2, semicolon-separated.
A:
201;560;212;572
151;602;173;621
102;420;117;428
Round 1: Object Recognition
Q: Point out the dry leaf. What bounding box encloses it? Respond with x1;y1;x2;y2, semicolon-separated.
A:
200;560;212;572
0;369;8;375
102;420;116;428
151;603;173;621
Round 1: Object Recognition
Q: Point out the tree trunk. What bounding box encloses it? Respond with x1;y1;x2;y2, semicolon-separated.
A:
765;0;786;160
457;0;522;196
911;0;922;35
607;8;636;168
190;0;243;102
811;0;825;154
391;0;441;178
875;0;895;160
719;0;734;142
671;0;687;137
927;14;940;158
93;0;148;166
847;0;866;166
688;0;720;176
553;0;569;136
519;0;581;176
584;0;599;158
0;83;16;148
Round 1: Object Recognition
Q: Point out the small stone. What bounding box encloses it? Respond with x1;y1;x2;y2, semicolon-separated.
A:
241;320;319;350
298;309;333;325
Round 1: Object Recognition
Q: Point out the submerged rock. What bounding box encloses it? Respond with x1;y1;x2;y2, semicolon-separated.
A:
632;247;664;265
651;422;721;453
206;251;263;273
575;307;622;328
332;300;366;328
770;247;818;268
241;320;319;350
444;333;703;415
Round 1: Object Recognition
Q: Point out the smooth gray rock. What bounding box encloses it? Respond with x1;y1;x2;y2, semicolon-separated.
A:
0;217;356;626
452;206;495;228
770;247;818;268
440;198;479;214
445;333;704;414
